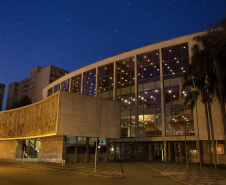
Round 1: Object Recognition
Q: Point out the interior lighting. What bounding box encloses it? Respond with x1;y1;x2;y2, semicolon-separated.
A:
148;60;150;61
169;50;171;52
144;68;146;70
181;67;183;70
172;73;175;74
155;90;158;92
156;53;159;55
144;56;146;58
169;90;172;93
151;63;153;65
183;46;186;49
157;69;159;71
173;95;176;98
165;64;167;66
174;58;177;60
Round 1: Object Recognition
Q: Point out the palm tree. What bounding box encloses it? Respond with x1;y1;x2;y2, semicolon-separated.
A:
193;18;226;153
183;41;218;168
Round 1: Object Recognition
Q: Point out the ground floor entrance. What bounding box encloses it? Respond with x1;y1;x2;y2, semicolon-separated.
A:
16;138;40;159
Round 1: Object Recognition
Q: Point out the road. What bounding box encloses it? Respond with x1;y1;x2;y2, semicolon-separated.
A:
0;163;181;185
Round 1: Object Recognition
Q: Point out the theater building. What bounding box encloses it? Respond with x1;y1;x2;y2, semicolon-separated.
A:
0;30;225;164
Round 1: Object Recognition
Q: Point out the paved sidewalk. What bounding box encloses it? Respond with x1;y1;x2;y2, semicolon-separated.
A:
145;161;226;185
0;159;123;179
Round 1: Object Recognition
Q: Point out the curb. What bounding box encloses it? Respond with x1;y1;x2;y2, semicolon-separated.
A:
143;163;190;185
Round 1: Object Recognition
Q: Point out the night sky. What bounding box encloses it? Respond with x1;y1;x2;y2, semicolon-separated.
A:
0;0;225;110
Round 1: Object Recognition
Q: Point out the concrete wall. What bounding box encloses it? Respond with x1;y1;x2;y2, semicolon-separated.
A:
57;91;120;139
0;140;17;159
194;97;225;141
38;136;66;163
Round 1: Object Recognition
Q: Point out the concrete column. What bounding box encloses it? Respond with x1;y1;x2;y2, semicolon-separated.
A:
105;138;109;162
113;61;117;101
164;141;167;162
81;73;84;94
167;142;171;162
159;48;165;137
68;77;72;92
95;67;98;98
85;137;89;163
174;142;178;162
62;136;67;161
134;55;138;138
75;137;78;163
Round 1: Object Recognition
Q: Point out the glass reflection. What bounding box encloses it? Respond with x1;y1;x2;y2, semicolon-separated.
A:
71;74;81;94
117;57;135;137
84;69;96;97
137;50;162;136
98;63;114;100
163;43;194;136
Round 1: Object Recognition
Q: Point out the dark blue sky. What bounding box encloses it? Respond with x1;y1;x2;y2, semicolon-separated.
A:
0;0;225;110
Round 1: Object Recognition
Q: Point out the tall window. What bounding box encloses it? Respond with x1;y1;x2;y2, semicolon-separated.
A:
162;43;194;136
83;69;96;97
62;79;69;91
117;57;135;137
98;63;114;100
137;50;161;136
71;74;81;94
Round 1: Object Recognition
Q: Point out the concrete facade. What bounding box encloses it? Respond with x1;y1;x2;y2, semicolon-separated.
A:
57;91;120;138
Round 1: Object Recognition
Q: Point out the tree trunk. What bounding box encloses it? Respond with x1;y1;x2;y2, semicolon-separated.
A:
215;59;226;154
204;91;212;164
207;96;217;169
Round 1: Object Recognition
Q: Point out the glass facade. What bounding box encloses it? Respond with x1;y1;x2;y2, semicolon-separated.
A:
116;57;135;137
137;50;162;136
83;69;96;97
162;43;194;136
71;74;81;94
62;79;69;91
47;42;193;138
98;63;114;100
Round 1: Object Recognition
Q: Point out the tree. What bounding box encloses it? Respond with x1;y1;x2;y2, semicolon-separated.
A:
183;17;226;168
11;96;32;109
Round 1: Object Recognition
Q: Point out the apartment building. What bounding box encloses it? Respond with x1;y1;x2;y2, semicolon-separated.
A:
0;83;5;111
6;65;68;109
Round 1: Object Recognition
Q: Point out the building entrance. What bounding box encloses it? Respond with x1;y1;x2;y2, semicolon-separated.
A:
109;141;163;161
16;138;40;159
